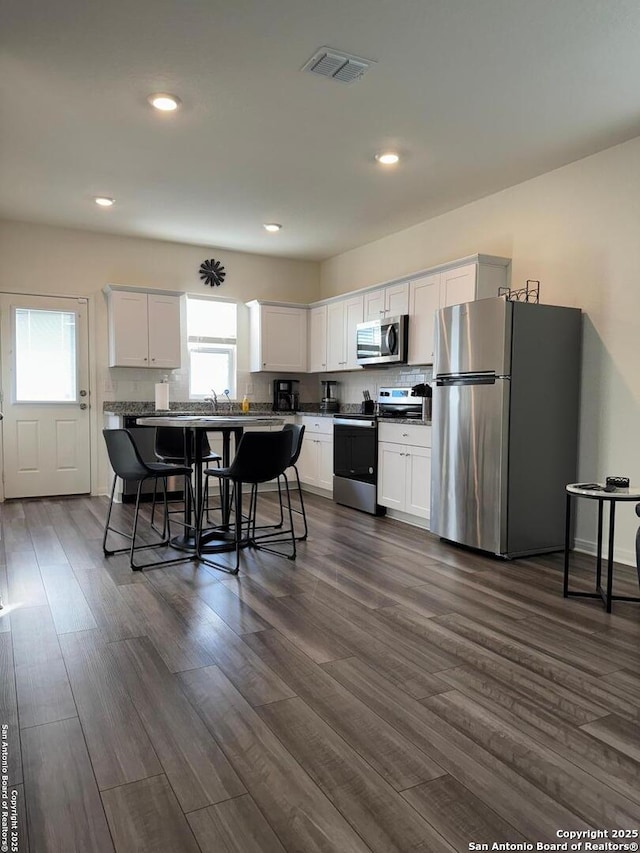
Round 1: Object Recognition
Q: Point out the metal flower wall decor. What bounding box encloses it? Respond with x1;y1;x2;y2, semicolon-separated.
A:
199;258;227;287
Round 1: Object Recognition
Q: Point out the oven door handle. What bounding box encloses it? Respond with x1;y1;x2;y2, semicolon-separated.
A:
334;418;376;428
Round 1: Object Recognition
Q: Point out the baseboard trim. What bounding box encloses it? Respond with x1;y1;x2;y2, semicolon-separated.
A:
300;483;333;499
383;508;430;530
574;536;635;567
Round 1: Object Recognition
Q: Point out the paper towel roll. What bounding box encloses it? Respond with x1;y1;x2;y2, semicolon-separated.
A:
155;382;169;411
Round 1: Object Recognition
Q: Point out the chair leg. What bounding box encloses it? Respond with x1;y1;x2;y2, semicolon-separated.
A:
103;474;196;572
102;474;119;554
250;474;296;561
129;481;144;569
292;463;308;540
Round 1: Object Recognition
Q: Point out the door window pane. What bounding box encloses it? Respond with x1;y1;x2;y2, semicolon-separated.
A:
14;308;77;402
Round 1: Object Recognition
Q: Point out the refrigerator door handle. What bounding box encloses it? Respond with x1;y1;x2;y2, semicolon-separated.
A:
436;371;498;386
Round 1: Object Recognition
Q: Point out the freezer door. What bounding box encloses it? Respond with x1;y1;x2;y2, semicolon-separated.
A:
434;297;511;377
431;377;509;554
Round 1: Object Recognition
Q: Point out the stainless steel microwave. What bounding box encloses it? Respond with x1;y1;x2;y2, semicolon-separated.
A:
356;315;409;366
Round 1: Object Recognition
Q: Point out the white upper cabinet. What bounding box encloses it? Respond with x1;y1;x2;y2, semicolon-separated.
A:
147;294;182;368
364;282;409;320
343;295;364;370
307;294;363;373
407;255;510;365
326;301;346;370
408;274;440;365
106;288;181;368
385;281;410;317
363;289;385;321
308;305;328;372
326;295;364;371
247;301;308;373
440;263;477;308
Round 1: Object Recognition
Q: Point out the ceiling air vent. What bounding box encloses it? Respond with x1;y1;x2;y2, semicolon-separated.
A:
302;47;375;84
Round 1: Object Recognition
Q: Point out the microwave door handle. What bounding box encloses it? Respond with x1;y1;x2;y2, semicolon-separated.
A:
385;324;397;355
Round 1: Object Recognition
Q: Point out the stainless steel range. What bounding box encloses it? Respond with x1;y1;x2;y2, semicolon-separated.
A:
333;414;384;516
377;386;424;420
332;387;425;515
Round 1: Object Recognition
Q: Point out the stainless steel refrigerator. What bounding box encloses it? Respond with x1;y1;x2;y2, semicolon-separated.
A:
430;296;581;558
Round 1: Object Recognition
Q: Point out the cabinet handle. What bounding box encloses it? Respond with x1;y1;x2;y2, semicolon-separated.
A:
143;357;148;361
151;357;155;362
402;432;408;437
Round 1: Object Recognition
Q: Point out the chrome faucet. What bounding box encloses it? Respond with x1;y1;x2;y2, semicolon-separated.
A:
204;390;218;412
223;389;233;413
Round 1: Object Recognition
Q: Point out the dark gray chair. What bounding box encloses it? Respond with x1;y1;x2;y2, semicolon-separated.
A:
252;423;308;542
197;430;295;574
102;428;195;570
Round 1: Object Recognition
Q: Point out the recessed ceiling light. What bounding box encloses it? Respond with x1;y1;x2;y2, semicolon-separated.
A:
147;93;181;112
375;152;400;165
94;196;115;207
263;223;282;232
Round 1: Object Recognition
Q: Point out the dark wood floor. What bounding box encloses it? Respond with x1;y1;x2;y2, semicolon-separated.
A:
1;492;640;852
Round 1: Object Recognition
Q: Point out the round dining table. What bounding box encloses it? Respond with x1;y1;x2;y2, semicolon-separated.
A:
137;414;285;554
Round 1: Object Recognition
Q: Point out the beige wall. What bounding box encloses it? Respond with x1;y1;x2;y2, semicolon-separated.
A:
0;220;320;493
321;137;640;563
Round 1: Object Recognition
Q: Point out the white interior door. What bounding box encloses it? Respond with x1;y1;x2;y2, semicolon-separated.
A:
0;294;91;498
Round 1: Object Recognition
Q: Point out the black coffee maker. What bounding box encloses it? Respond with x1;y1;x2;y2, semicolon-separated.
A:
273;379;300;412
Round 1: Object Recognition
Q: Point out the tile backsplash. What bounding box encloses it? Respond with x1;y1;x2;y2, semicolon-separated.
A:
103;364;433;406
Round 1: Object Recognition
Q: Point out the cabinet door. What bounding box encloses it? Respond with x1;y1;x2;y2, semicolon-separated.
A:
364;290;384;321
344;295;364;370
326;301;346;371
108;291;149;367
385;282;409;317
316;434;334;491
408;274;440;365
308;305;327;373
148;294;181;369
262;306;308;372
405;445;430;519
377;442;405;510
296;434;318;486
441;263;477;308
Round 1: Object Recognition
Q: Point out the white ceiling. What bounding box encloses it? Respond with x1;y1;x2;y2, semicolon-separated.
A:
2;0;640;261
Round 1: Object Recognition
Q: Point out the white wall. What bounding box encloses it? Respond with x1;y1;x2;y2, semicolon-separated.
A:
321;137;640;564
0;220;320;494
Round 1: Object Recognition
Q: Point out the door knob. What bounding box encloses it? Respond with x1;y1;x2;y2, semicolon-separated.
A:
79;403;88;410
79;389;87;397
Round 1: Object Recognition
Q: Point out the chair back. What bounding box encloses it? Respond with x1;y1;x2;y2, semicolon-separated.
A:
228;430;293;484
282;423;305;466
155;427;211;461
103;429;150;481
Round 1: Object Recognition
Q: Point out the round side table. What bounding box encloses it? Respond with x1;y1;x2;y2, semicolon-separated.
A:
563;483;640;612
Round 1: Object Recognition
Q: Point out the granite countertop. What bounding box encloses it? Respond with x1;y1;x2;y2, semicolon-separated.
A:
102;402;430;425
137;415;285;428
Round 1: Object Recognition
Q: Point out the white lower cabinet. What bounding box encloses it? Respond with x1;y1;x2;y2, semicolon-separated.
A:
378;423;431;522
296;416;333;492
